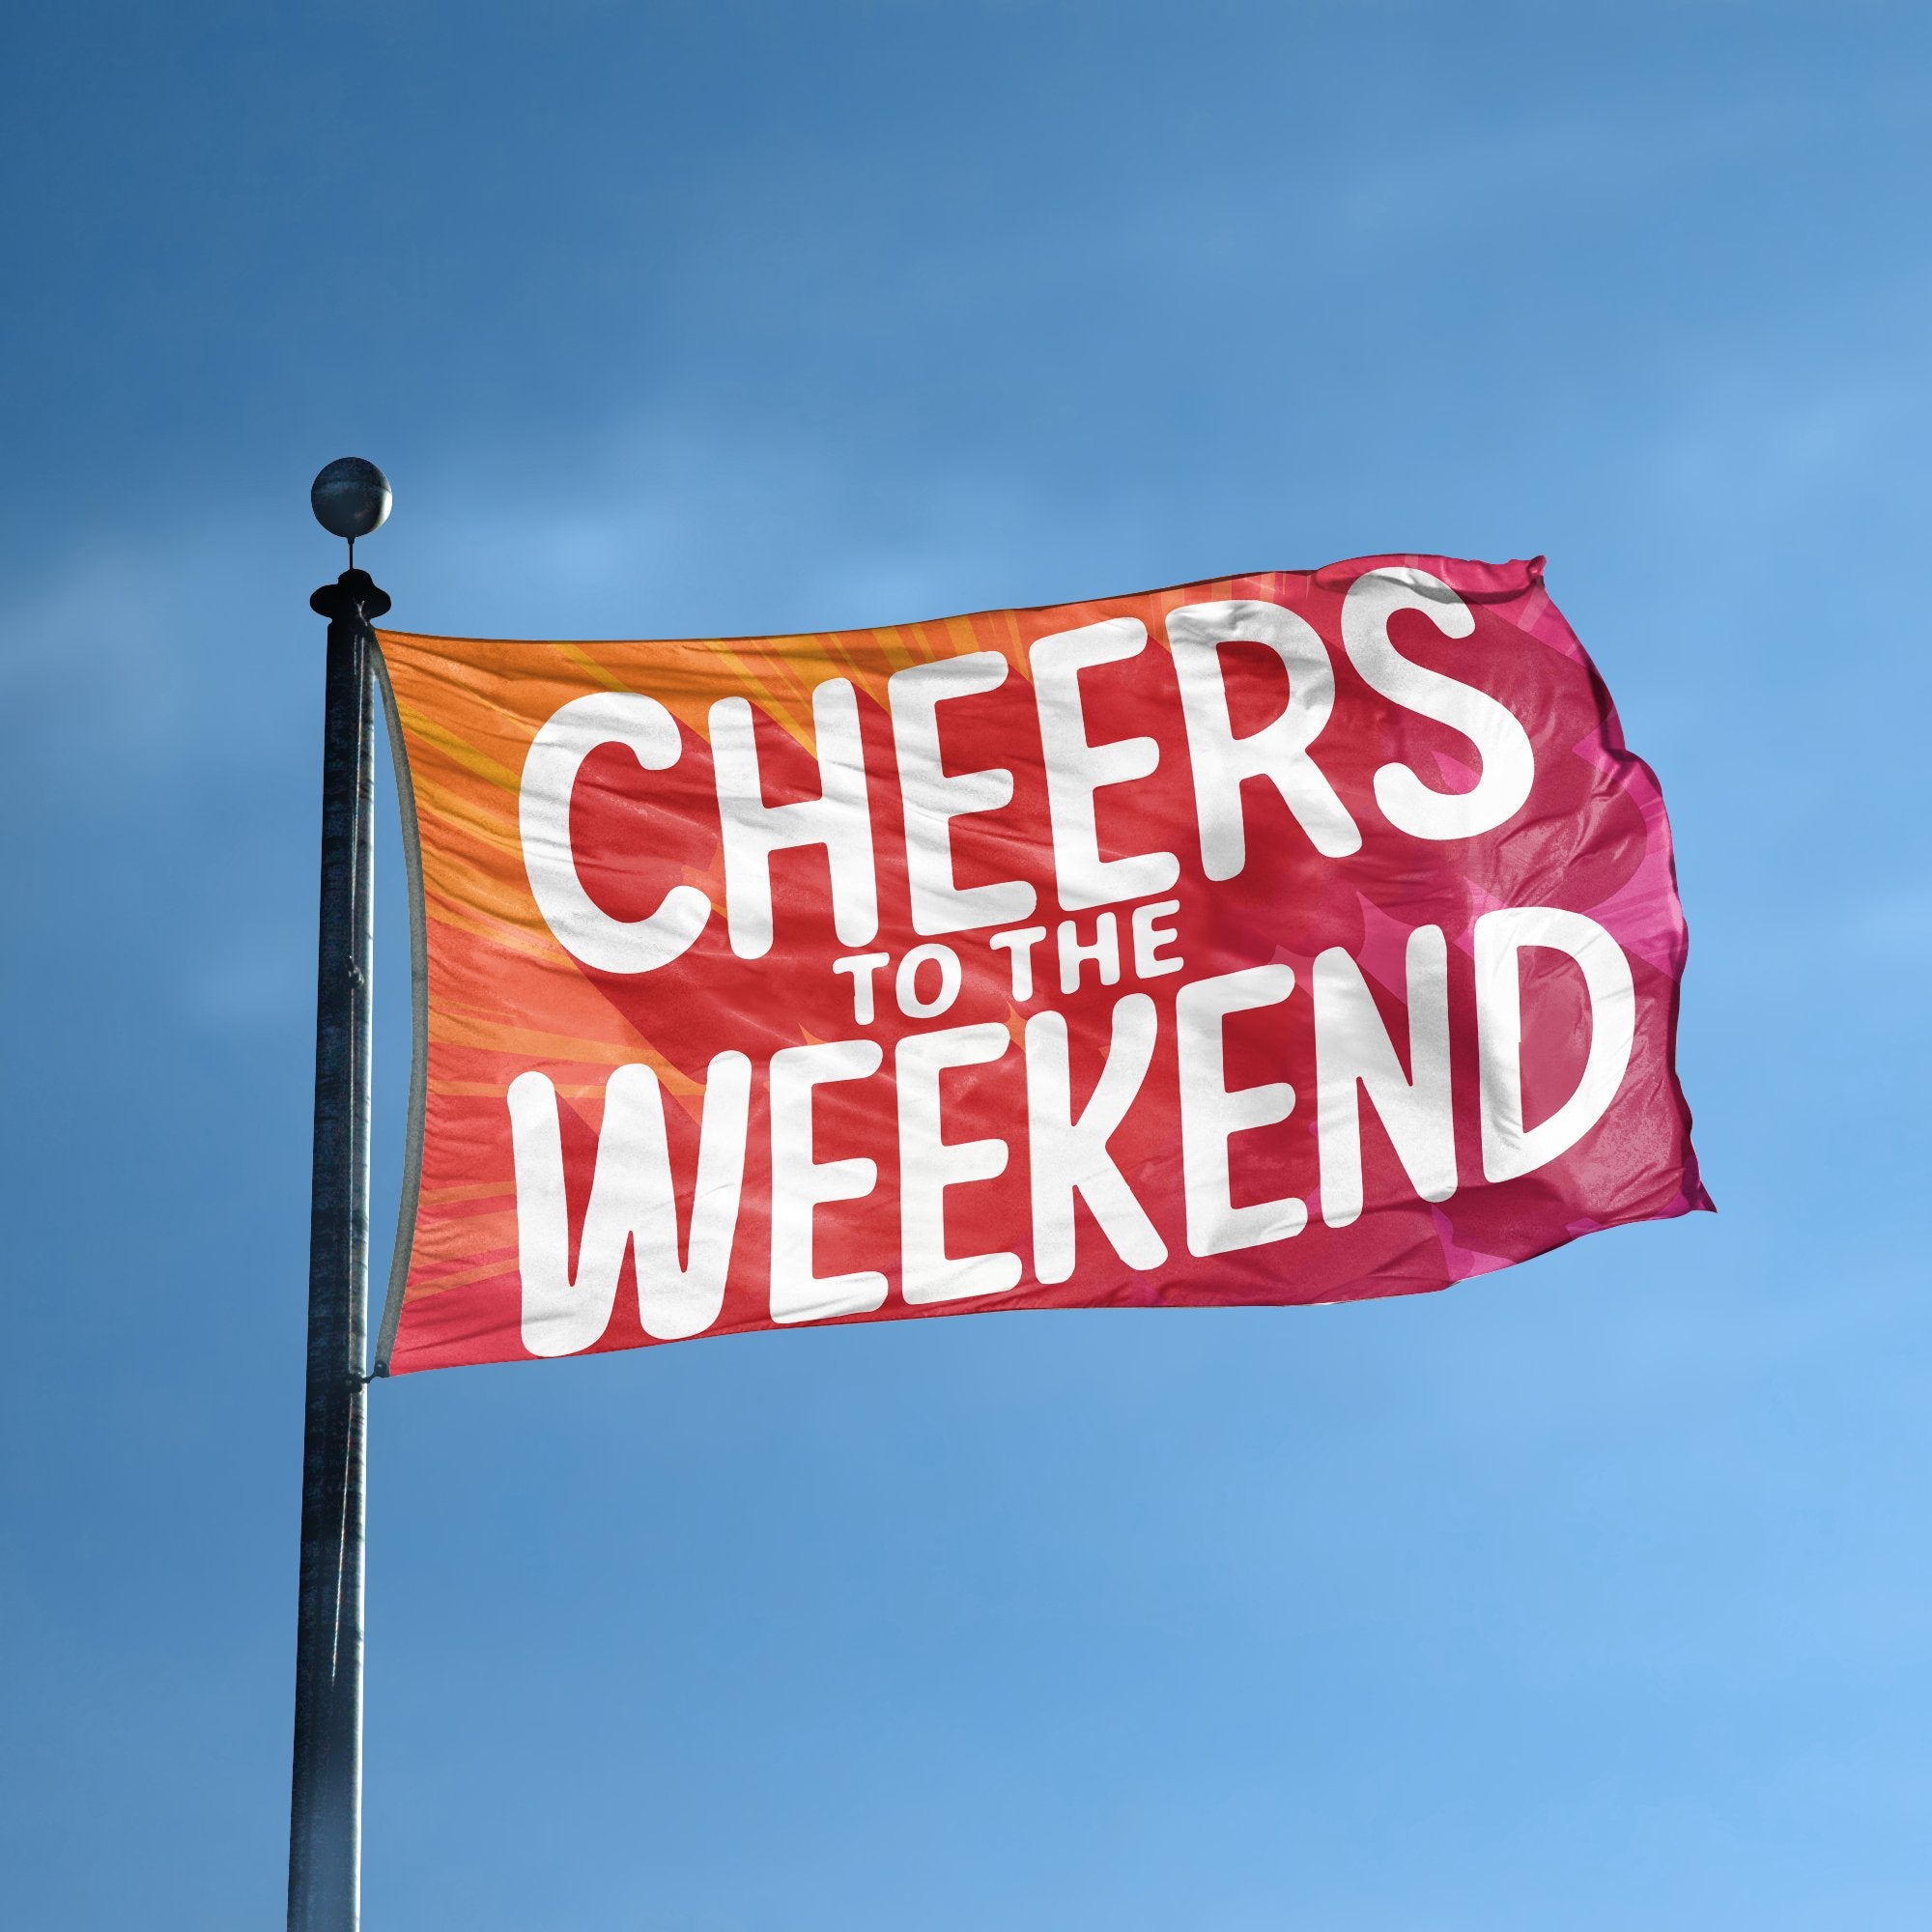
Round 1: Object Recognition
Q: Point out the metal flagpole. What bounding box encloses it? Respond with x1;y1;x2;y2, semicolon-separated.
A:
290;459;392;1932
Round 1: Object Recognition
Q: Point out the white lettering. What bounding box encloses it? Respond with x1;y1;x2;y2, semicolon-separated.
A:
768;1039;888;1322
1031;617;1179;911
1169;599;1359;874
1057;912;1122;996
831;951;890;1025
712;677;877;958
897;1023;1022;1302
1130;898;1183;979
895;942;963;1019
1025;993;1165;1283
508;1056;751;1354
520;693;711;974
1175;966;1305;1256
1476;907;1634;1182
989;925;1046;1002
1341;569;1535;840
889;652;1036;936
1314;925;1455;1228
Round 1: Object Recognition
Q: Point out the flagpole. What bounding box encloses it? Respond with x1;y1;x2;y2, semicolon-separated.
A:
290;460;391;1932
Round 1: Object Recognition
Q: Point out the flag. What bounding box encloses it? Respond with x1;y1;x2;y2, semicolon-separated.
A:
372;555;1707;1374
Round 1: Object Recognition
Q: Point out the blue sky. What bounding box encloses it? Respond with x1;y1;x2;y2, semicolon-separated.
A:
3;3;1929;1925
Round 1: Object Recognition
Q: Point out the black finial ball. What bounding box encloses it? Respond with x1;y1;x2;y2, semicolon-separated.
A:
310;457;392;541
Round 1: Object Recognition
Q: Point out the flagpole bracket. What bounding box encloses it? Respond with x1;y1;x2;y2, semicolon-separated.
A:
310;570;392;625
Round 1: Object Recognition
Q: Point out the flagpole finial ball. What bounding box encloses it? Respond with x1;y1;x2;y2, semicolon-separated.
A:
310;457;392;541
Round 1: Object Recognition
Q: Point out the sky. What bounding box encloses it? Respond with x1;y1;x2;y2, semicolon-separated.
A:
2;2;1929;1926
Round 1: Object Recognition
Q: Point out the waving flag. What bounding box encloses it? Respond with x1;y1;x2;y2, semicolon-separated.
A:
371;555;1707;1374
